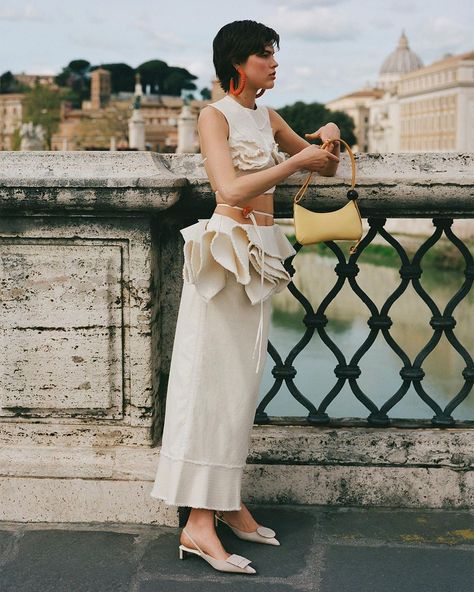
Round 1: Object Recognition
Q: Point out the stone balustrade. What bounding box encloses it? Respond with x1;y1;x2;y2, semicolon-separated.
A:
0;150;473;525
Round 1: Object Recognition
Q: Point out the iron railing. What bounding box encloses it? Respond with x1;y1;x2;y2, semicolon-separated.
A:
256;216;474;428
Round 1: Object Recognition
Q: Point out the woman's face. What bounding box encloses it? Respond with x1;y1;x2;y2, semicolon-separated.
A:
238;45;278;89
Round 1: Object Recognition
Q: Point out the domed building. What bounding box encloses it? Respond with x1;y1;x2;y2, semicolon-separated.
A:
368;31;424;153
327;31;474;153
326;31;423;152
378;31;424;90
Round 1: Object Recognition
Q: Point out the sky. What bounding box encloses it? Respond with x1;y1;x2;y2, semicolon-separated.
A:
1;0;473;108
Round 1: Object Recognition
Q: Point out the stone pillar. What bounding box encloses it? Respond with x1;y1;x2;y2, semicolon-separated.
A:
176;103;198;154
128;109;145;150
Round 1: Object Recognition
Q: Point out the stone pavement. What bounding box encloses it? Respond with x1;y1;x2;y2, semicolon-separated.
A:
0;504;473;591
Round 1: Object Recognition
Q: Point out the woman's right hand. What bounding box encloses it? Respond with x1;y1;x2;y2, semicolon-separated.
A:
292;144;339;173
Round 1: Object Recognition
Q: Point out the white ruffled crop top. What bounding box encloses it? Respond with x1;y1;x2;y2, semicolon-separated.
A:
192;94;295;373
201;94;287;193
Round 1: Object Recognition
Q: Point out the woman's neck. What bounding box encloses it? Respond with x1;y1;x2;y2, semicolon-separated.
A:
226;93;257;111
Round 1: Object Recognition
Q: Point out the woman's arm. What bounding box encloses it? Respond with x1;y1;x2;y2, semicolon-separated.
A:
198;106;302;206
197;106;339;207
269;109;340;177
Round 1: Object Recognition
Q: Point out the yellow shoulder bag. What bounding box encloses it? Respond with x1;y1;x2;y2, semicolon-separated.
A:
293;137;363;254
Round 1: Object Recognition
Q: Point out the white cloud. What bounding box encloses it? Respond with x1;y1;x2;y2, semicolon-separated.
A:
416;16;473;57
294;65;314;78
262;0;348;6
22;62;57;76
369;16;395;30
269;5;357;42
175;59;209;78
388;0;419;12
0;2;46;21
68;31;134;54
134;18;188;51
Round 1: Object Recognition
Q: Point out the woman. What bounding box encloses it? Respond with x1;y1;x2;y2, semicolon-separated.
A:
150;19;340;574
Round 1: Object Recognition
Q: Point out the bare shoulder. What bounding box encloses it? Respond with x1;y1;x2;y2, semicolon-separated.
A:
198;105;229;139
267;107;283;136
198;104;224;123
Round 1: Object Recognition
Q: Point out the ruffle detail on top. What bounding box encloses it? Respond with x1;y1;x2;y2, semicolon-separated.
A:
228;137;273;170
270;140;287;164
227;137;287;171
180;215;296;306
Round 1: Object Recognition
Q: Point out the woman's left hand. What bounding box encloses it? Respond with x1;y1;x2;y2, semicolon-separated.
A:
305;123;341;152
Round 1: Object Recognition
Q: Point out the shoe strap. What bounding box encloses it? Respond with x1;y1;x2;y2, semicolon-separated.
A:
182;528;204;555
184;528;252;568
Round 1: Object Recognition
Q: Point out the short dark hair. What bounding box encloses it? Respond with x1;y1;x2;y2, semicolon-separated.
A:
213;20;280;93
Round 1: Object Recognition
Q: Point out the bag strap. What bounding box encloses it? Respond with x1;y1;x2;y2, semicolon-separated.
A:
294;138;357;205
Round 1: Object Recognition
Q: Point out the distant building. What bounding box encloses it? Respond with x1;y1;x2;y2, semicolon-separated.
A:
2;65;242;152
326;31;474;153
1;73;58;150
398;51;474;151
0;94;23;150
368;31;425;153
325;87;384;152
13;73;57;89
51;68;217;151
378;31;424;90
90;67;111;111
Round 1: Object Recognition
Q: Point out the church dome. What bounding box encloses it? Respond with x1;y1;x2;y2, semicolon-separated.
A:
379;31;423;76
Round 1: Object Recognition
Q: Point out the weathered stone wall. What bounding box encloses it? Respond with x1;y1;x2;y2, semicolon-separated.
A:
0;150;473;525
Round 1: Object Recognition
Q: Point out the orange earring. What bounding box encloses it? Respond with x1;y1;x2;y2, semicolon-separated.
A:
229;66;246;95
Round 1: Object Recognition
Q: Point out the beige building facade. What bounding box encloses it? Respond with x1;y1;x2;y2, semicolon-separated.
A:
0;94;23;150
398;51;474;151
326;88;384;152
327;32;474;153
50;69;220;152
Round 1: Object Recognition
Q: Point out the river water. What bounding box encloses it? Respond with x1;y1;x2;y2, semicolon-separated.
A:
260;250;474;422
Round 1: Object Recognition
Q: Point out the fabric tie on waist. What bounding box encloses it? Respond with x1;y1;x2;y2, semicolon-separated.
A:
215;203;273;374
180;205;297;375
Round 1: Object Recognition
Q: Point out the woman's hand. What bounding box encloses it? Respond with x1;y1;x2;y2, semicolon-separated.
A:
305;123;341;153
292;143;339;173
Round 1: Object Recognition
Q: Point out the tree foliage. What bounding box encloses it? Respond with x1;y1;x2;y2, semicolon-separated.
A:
275;101;356;149
22;82;63;149
55;60;91;108
90;62;135;93
136;60;169;95
0;70;30;94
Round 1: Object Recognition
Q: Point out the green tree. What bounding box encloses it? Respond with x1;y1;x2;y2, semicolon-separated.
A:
163;67;197;96
0;71;30;94
11;126;21;150
276;101;356;149
90;63;135;93
136;60;170;95
137;61;197;97
22;82;63;149
55;60;91;108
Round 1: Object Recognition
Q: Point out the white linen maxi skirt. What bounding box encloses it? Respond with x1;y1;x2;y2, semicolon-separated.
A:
149;212;296;510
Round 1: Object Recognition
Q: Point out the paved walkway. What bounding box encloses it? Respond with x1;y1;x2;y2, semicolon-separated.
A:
1;504;473;591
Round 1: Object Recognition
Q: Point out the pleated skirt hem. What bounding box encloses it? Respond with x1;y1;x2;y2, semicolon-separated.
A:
149;451;243;511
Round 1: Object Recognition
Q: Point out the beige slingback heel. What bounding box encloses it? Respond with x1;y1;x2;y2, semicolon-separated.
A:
214;511;280;545
178;527;257;574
